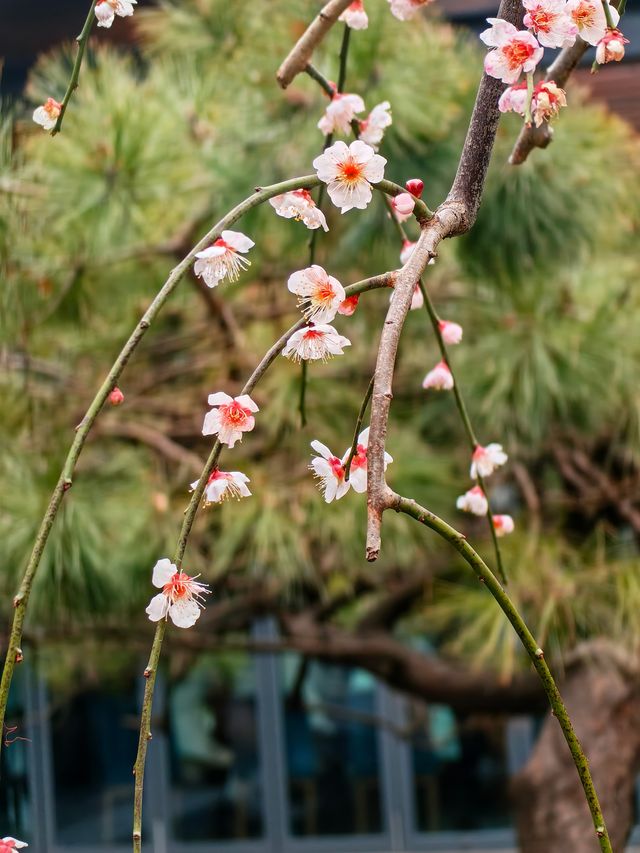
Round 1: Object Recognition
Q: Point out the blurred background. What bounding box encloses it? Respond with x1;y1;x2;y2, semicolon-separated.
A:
1;1;640;851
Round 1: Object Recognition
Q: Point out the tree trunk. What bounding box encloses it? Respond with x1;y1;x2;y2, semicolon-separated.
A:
512;642;640;853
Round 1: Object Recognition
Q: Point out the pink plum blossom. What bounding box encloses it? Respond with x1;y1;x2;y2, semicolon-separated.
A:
314;140;386;213
358;101;393;149
310;441;350;502
456;486;489;516
566;0;619;45
32;98;62;130
388;0;435;22
400;239;416;265
422;360;454;391
318;92;365;135
405;178;424;198
108;386;125;406
269;190;328;231
202;392;259;448
282;324;351;362
0;841;28;853
390;192;416;222
288;265;345;323
439;320;463;345
531;81;567;126
596;28;629;63
493;515;515;537
342;426;393;493
480;18;544;84
470;443;508;479
94;0;136;28
498;82;529;116
410;284;424;311
339;0;369;29
338;294;360;316
523;0;578;48
146;558;209;629
194;230;254;288
191;470;252;505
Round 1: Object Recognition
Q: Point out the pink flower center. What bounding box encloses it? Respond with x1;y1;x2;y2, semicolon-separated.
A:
45;97;62;117
338;157;365;184
472;446;487;463
352;445;368;469
571;1;595;27
163;571;193;601
502;38;536;70
313;280;338;304
220;401;251;426
329;456;345;480
208;469;231;483
293;189;314;203
528;8;555;32
302;328;325;340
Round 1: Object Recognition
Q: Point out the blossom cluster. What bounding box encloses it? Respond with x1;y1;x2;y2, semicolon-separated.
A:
338;1;438;30
310;428;393;503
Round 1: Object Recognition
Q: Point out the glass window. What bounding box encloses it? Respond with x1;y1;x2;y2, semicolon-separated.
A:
0;668;31;842
167;651;264;841
281;655;384;837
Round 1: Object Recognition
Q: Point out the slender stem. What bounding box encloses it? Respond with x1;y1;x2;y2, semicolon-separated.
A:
0;173;323;751
305;63;336;97
524;71;534;127
601;0;616;28
392;492;613;853
337;25;351;93
298;361;309;428
52;0;99;135
344;374;375;481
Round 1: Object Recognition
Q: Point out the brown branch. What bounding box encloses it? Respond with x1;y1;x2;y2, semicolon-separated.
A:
276;0;354;89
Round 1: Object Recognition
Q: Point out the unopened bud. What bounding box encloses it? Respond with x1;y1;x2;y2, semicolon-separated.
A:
337;294;360;316
108;387;125;406
15;648;24;664
405;178;424;198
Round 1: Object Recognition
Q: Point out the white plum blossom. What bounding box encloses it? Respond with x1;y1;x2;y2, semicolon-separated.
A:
388;0;436;22
566;0;619;45
470;443;508;479
310;441;350;502
313;140;386;213
358;101;393;149
318;93;365;135
457;486;489;516
338;294;360;316
422;360;454;391
439;320;463;345
94;0;136;28
596;28;629;63
269;190;328;231
339;0;369;29
32;98;62;130
202;392;259;448
522;0;578;48
480;19;544;84
0;841;28;853
191;470;252;505
282;324;351;362
288;265;345;323
498;82;529;117
194;230;254;288
493;515;515;537
390;192;415;222
145;558;209;629
342;426;393;493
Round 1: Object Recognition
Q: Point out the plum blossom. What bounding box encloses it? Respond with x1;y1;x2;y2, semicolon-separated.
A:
422;360;454;391
470;443;508;479
0;841;28;853
202;392;259;448
191;470;252;505
282;324;351;362
390;192;415;223
314;140;386;213
269;190;328;231
32;98;62;130
288;265;345;323
388;0;435;22
566;0;619;45
108;386;125;406
405;178;424;198
457;486;489;516
410;284;424;311
145;558;209;629
194;230;254;288
480;19;544;84
343;426;393;493
358;101;393;149
318;93;365;135
439;320;463;345
531;81;567;126
596;28;629;63
339;0;369;29
338;294;360;316
498;82;529;117
310;441;350;502
522;0;578;48
94;0;136;28
493;515;515;537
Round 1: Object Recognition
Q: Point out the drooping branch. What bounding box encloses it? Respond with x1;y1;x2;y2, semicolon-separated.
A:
51;0;99;135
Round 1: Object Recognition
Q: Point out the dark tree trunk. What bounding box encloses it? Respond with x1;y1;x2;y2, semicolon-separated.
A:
512;643;640;853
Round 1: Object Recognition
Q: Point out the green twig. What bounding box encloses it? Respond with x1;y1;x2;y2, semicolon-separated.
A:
52;0;99;135
344;374;375;481
601;0;617;27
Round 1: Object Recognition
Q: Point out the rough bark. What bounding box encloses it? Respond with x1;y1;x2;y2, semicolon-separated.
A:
513;642;640;853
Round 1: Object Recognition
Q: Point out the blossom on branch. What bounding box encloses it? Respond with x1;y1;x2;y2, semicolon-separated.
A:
405;178;424;198
410;284;424;311
339;0;369;29
314;140;386;213
522;0;578;48
343;427;393;493
388;0;436;22
400;240;416;265
202;392;259;448
194;230;254;288
191;470;252;505
439;320;463;345
456;486;489;516
422;360;454;391
288;265;345;323
566;0;619;45
499;81;567;126
470;443;508;479
310;441;350;502
0;840;28;852
480;19;543;84
493;514;515;537
596;28;629;63
108;387;125;406
318;93;365;135
146;558;209;629
358;102;393;149
32;98;62;131
390;192;416;222
94;0;137;28
282;324;351;362
269;190;328;231
338;294;360;316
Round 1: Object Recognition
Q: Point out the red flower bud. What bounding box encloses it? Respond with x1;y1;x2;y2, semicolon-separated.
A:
108;387;125;406
405;178;424;198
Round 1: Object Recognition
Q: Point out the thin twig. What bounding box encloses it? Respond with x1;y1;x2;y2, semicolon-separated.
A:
344;374;375;481
52;0;99;135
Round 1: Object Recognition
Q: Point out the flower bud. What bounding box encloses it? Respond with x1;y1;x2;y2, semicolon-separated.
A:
405;178;424;198
108;387;125;406
338;294;360;316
